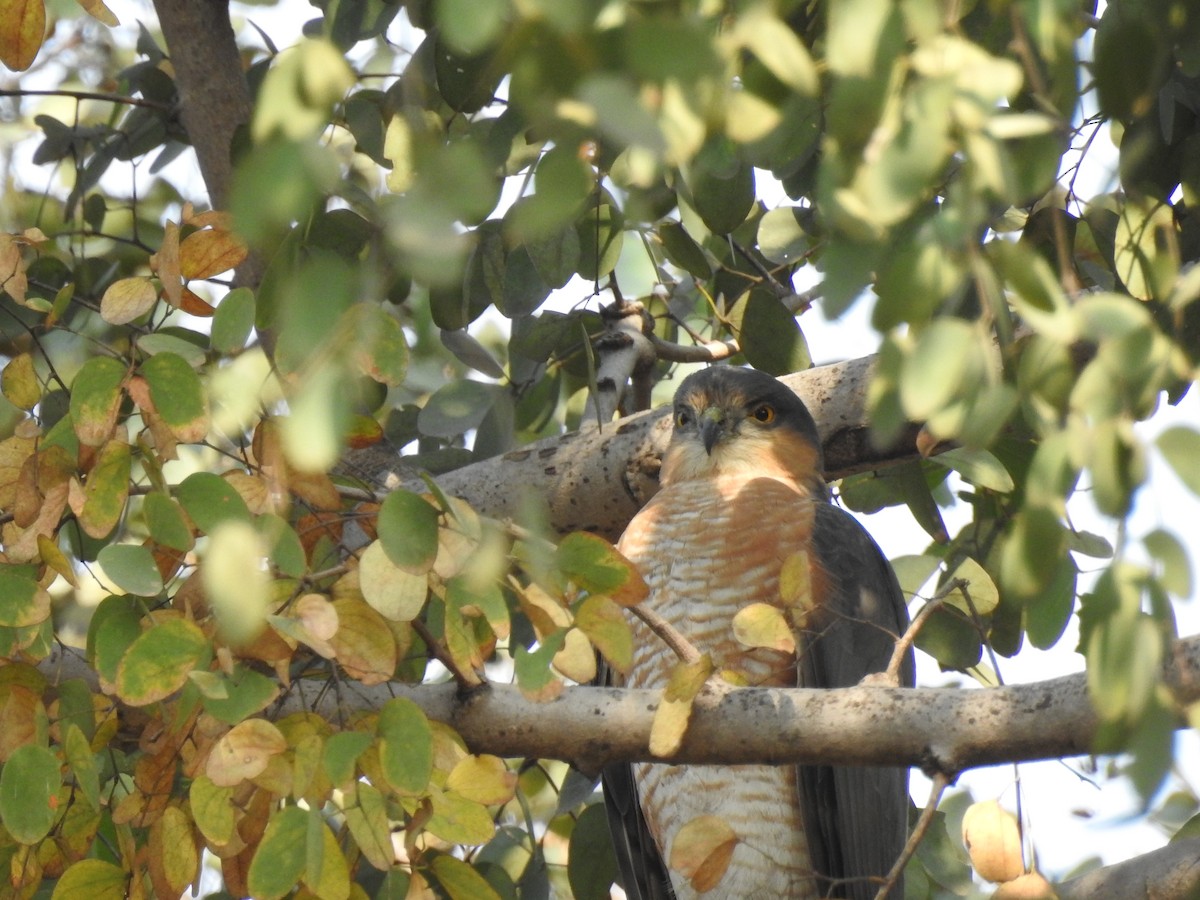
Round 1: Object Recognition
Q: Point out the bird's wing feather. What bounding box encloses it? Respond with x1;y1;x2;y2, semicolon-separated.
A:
799;501;913;900
600;761;676;900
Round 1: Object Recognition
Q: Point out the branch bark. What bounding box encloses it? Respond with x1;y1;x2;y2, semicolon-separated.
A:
342;354;920;540
43;635;1200;774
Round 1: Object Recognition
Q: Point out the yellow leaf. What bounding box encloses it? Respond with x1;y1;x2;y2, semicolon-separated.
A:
779;552;813;610
731;602;796;653
0;233;29;306
650;655;713;757
2;353;41;410
425;787;496;845
962;800;1024;883
0;0;46;71
575;594;632;674
206;719;287;787
37;534;77;587
992;871;1056;898
669;815;739;893
329;597;398;685
552;627;597;683
294;593;338;656
99;276;158;325
945;556;1000;615
445;755;516;806
74;0;118;26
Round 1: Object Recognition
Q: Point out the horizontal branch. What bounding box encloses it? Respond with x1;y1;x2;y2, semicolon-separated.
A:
46;635;1200;776
340;354;919;540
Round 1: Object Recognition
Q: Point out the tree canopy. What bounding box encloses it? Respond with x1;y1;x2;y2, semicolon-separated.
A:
1;0;1199;897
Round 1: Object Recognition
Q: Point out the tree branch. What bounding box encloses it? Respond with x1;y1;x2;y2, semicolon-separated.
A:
43;635;1200;775
342;354;920;540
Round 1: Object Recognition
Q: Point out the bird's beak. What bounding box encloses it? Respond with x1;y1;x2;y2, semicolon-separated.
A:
698;407;727;455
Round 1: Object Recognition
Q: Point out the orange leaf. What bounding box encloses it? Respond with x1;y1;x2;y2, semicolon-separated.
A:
74;0;118;25
0;0;46;71
178;228;248;280
670;815;739;893
178;287;216;317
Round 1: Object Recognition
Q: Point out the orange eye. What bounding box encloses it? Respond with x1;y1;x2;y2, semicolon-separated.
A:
752;404;775;424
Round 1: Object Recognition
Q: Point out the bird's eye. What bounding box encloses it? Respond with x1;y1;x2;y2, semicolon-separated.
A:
675;410;691;428
752;404;775;424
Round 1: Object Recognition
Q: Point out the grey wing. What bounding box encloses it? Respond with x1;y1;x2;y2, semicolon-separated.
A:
601;763;676;900
799;501;913;900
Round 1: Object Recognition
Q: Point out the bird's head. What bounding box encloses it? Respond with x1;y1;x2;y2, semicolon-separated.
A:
659;367;825;495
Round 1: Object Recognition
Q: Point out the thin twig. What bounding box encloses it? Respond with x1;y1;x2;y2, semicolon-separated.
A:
883;581;963;684
873;771;951;900
629;604;703;665
0;88;174;112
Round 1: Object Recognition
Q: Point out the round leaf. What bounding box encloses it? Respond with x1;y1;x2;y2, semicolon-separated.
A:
115;617;210;705
98;544;164;597
0;744;62;843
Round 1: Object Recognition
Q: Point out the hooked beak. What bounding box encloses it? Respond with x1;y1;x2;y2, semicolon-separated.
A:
698;407;727;455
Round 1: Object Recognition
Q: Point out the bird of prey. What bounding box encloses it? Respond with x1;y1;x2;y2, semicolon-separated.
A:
604;366;912;900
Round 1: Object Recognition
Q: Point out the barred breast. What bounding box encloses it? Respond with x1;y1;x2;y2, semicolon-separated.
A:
617;474;819;899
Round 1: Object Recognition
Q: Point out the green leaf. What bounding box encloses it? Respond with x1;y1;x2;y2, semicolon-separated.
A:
576;192;624;280
377;697;434;796
1144;528;1192;599
1024;556;1076;651
556;533;648;607
143;491;194;552
87;594;144;685
426;788;496;845
756;207;810;265
914;606;982;670
899;319;976;421
211;287;256;353
731;288;811;376
69;355;126;446
0;744;62;843
0;571;51;627
323;731;373;787
568;802;619;900
141;351;209;443
435;0;508;55
51;859;128;900
200;666;281;725
930;447;1014;493
656;221;712;279
346;304;409;387
1157;425;1200;496
1087;611;1162;723
115;617;210;706
175;471;252;533
430;853;503;900
247;806;309;900
418;379;499;439
97;544;163;597
136;331;207;369
378;490;440;573
688;149;754;235
78;439;130;539
343;781;394;871
252;40;355;142
890;554;941;601
64;723;101;811
943;557;999;616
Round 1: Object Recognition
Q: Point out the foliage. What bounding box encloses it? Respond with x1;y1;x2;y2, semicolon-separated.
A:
0;0;1199;897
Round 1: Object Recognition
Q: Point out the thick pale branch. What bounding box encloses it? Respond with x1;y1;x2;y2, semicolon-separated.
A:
42;635;1200;774
1056;837;1200;899
342;354;919;540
